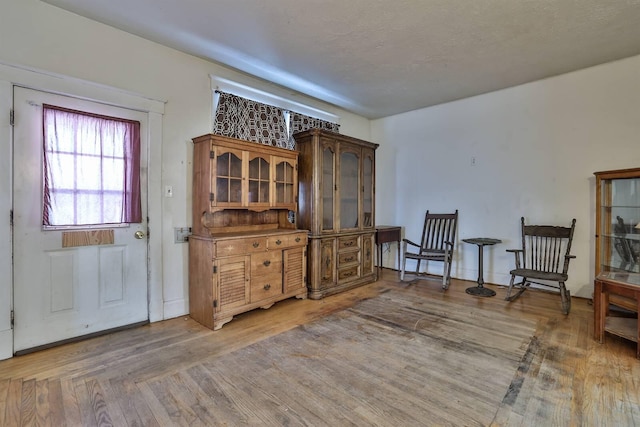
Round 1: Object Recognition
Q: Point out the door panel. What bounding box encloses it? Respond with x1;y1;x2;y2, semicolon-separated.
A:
13;87;149;353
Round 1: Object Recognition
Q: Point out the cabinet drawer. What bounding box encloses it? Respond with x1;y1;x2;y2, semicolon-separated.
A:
251;273;283;302
251;251;282;275
338;251;359;267
217;237;268;257
337;235;359;251
338;266;359;281
268;233;308;249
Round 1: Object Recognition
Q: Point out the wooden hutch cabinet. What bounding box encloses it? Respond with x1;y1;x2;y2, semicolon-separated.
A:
593;167;640;357
294;129;379;299
189;134;307;330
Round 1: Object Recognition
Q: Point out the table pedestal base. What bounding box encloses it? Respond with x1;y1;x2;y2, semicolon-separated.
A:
465;286;496;297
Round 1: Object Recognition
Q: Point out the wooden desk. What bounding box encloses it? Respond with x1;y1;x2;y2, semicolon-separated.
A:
594;275;640;358
375;226;402;275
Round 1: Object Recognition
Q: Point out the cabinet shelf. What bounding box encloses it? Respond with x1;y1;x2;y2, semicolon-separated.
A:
605;316;638;342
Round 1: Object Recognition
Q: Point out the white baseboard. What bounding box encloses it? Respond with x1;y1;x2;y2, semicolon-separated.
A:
163;299;188;321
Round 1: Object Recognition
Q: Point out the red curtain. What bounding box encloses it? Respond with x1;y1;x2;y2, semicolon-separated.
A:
43;104;141;226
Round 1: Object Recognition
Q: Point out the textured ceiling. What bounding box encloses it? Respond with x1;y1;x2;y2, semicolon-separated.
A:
42;0;640;119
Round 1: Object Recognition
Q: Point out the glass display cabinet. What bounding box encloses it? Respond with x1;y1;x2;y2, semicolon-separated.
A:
294;129;379;299
595;168;640;277
594;167;640;358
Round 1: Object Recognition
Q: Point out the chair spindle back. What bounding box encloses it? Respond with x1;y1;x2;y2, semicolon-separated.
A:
521;220;576;274
420;210;458;253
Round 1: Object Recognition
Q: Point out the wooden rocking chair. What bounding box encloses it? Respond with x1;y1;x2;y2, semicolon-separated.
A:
401;210;458;289
505;217;576;314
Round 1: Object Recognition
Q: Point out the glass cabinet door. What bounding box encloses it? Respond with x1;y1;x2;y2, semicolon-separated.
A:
274;157;296;209
362;148;374;229
339;148;360;230
598;174;640;274
213;148;244;208
321;144;335;232
248;154;270;208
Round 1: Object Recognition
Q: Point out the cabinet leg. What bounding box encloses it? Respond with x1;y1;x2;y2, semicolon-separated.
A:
213;315;234;330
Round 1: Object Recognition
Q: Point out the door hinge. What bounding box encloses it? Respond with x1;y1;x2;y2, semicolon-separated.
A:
213;265;217;274
9;109;14;126
10;310;14;328
213;299;218;308
210;193;215;202
210;151;215;159
9;210;13;227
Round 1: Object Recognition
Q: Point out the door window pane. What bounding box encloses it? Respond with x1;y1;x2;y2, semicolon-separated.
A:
43;105;141;226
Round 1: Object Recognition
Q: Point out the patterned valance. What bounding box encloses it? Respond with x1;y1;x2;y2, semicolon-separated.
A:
289;112;340;135
214;91;288;147
213;90;340;150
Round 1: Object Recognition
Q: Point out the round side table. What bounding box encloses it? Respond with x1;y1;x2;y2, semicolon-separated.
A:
463;238;502;297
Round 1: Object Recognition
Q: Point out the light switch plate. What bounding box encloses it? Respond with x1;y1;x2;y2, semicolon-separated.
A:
174;227;191;243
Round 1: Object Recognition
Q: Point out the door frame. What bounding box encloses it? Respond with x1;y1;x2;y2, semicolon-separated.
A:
0;62;165;360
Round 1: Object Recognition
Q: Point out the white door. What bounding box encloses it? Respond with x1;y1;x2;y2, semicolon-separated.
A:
13;87;149;353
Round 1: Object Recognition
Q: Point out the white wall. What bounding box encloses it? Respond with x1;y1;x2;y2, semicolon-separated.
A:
0;0;371;340
372;54;640;298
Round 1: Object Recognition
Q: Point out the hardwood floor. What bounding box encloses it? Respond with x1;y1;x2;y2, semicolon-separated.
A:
1;270;639;426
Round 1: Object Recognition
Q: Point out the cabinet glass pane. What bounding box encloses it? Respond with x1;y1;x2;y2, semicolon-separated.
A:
322;147;334;230
363;155;373;227
600;177;640;274
275;161;294;204
249;157;269;203
216;152;243;203
340;151;359;229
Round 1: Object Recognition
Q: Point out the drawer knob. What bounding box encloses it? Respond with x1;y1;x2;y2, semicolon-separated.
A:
344;271;353;277
263;260;271;267
345;256;354;262
252;242;260;248
295;237;301;242
275;239;282;245
345;241;354;247
264;284;271;290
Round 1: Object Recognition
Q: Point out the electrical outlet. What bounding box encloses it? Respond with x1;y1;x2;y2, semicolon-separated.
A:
471;156;477;166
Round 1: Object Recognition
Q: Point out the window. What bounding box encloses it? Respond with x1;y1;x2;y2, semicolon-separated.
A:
43;104;141;227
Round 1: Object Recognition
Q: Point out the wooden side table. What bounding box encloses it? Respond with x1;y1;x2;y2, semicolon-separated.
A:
375;226;402;275
594;275;640;358
463;237;502;297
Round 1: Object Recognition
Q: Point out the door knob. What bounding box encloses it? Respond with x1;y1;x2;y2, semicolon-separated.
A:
134;230;146;239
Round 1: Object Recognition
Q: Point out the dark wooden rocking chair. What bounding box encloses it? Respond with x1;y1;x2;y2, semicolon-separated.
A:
505;217;576;314
401;210;458;289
